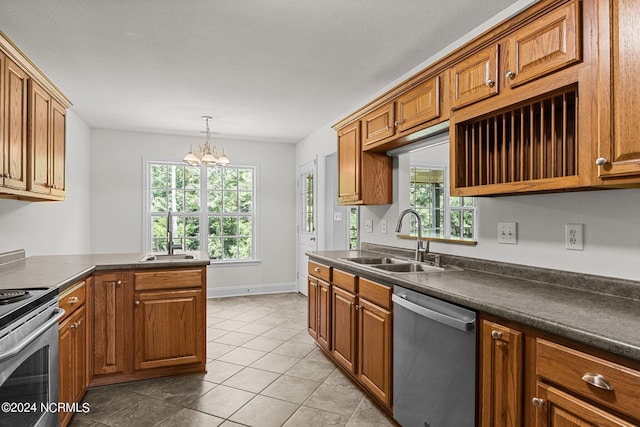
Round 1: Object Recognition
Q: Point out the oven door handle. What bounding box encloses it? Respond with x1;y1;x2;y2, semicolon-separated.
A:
0;308;65;362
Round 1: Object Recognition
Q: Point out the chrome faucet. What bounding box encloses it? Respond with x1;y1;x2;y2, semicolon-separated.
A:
167;211;182;255
395;209;428;262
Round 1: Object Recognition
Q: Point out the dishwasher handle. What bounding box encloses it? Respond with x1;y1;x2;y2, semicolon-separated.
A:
392;294;475;332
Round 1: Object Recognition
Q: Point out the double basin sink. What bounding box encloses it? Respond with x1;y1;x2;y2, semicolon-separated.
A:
339;256;460;275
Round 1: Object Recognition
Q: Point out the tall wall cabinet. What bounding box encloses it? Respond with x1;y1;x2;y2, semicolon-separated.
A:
0;31;70;201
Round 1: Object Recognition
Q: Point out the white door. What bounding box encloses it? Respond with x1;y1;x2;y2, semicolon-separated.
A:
297;159;317;296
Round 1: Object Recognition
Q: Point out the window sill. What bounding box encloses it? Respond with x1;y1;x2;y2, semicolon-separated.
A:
397;234;477;246
208;259;262;267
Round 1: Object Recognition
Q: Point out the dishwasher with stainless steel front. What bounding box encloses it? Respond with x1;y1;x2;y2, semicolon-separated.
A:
392;285;477;427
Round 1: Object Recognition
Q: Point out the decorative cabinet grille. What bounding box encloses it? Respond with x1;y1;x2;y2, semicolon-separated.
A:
454;86;578;189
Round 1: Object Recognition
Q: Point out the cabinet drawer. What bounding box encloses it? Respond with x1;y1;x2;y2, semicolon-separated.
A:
537;339;640;420
59;280;86;320
358;278;391;310
332;269;357;293
134;269;203;291
308;261;331;282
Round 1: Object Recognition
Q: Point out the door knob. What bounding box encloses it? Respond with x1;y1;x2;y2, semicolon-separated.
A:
532;397;544;407
485;79;496;88
505;70;516;79
595;157;608;166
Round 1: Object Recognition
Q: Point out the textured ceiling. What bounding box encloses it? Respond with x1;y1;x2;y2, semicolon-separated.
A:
0;0;520;143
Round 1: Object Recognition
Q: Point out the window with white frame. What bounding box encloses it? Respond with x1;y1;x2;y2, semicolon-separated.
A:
146;161;257;262
409;164;476;240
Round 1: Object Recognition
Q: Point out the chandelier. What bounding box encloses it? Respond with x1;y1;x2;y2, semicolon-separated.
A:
183;115;230;167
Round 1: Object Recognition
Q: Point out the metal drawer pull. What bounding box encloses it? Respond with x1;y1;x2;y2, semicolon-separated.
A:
485;79;495;88
595;157;608;166
116;280;122;286
581;373;614;391
491;330;502;339
68;296;79;304
532;397;544;407
314;267;321;273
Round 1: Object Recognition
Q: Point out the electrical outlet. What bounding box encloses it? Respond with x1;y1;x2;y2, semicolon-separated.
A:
333;212;343;221
365;219;373;233
565;223;584;250
381;220;387;234
497;222;517;244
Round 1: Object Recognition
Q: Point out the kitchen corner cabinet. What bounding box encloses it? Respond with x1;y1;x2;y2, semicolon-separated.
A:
92;271;131;377
91;266;206;387
308;261;331;351
480;319;524;427
0;31;69;201
58;279;89;427
337;121;392;205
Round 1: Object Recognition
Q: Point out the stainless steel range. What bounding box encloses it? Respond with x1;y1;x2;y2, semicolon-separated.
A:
0;287;64;427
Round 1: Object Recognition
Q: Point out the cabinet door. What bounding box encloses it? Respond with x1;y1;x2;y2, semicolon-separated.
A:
505;1;581;89
331;286;357;374
450;44;499;109
3;56;28;191
93;272;130;375
316;279;331;352
480;320;524;427
134;289;204;370
50;99;66;197
307;277;319;341
362;102;395;147
28;80;51;194
533;383;636;427
597;0;640;179
72;306;88;404
58;315;73;427
396;76;440;133
337;121;361;204
357;298;392;409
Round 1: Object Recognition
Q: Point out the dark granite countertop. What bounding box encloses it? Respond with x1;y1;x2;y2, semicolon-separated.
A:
0;252;211;292
307;248;640;363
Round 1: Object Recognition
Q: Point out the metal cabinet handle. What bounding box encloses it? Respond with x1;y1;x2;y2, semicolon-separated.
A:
135;301;140;305
355;304;360;311
394;121;400;127
485;79;496;88
532;397;544;407
68;296;79;304
505;70;516;79
314;267;321;273
581;373;614;391
491;330;503;339
115;280;122;286
595;157;608;166
71;320;81;329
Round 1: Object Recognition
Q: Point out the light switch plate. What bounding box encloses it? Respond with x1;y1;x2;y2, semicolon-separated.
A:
498;222;517;244
565;223;584;250
333;212;343;221
365;219;373;233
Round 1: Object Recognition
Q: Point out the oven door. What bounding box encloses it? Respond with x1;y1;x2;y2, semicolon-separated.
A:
0;305;65;427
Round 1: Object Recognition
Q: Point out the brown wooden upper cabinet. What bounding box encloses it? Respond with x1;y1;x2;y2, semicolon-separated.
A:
452;1;581;110
337;121;392;205
504;1;581;89
451;45;500;110
1;53;28;192
362;76;442;150
596;0;640;181
0;32;69;201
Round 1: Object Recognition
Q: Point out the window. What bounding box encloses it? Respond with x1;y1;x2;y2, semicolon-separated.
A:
146;161;257;262
349;207;359;250
409;164;476;240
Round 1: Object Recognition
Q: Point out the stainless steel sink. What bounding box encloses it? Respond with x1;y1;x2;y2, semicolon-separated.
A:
339;257;407;265
372;263;443;273
140;254;195;262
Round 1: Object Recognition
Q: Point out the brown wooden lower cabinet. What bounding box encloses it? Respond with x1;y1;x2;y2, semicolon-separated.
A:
480;315;640;427
58;280;89;427
307;263;393;414
134;288;204;370
90;267;206;387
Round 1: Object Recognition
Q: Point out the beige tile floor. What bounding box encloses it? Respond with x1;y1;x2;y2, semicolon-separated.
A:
70;293;395;427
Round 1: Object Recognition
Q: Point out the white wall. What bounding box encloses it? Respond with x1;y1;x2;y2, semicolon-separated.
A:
90;129;297;294
0;110;92;255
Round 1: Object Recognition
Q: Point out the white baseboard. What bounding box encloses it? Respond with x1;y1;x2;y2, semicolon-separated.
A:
207;282;298;298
